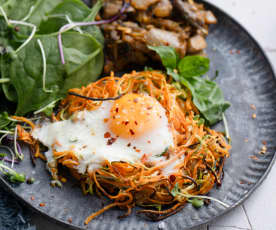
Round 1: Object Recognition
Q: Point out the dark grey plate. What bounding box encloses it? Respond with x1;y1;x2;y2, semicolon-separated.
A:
1;1;276;230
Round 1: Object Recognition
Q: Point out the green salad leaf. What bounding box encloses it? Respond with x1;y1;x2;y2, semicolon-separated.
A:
178;55;209;78
148;45;178;69
0;0;104;115
149;45;230;125
7;32;103;115
181;77;230;125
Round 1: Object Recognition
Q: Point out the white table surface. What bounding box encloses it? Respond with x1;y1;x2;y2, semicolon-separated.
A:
31;1;276;229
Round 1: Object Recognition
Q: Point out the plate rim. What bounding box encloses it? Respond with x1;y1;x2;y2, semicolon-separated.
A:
0;1;276;229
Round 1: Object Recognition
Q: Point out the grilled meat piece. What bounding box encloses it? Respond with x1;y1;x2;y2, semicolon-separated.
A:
100;0;217;72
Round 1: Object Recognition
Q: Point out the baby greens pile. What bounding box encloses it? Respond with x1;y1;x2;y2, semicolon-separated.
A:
148;46;230;125
0;0;104;115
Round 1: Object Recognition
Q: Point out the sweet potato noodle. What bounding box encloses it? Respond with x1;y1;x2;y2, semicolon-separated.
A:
14;70;230;223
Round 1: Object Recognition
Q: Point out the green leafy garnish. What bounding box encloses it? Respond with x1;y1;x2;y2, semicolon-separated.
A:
181;77;230;125
0;0;104;116
170;183;229;208
148;46;178;70
0;161;26;183
148;45;230;125
188;198;204;208
178;56;209;78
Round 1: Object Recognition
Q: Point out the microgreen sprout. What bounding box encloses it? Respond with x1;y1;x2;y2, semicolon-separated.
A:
0;7;37;53
34;98;61;115
0;78;10;83
65;15;83;34
37;39;53;93
21;6;34;21
222;113;231;143
0;161;26;183
0;6;10;25
171;183;229;208
14;126;24;160
0;130;14;135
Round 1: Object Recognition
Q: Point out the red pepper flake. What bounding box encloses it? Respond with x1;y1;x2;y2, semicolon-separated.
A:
115;107;119;113
127;143;131;147
39;203;46;207
103;118;109;123
236;50;240;54
107;137;117;145
68;218;72;223
112;116;115;119
147;106;153;110
250;104;256;110
30;196;35;201
147;140;151;144
250;155;259;161
123;121;129;125
134;121;138;125
141;154;147;163
133;146;136;150
129;129;135;135
169;175;176;183
136;149;141;153
104;132;111;138
262;141;267;145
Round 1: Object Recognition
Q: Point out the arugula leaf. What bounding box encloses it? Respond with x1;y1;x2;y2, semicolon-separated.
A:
148;45;178;69
181;77;230;125
178;55;209;78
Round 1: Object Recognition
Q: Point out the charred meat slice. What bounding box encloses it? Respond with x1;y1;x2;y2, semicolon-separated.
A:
145;28;187;57
131;0;160;10
187;34;207;53
101;0;217;71
153;0;173;18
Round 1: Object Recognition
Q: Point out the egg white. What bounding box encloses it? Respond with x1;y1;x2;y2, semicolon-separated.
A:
31;101;175;175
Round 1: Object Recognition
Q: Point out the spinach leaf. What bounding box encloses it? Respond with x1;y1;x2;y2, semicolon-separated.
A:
1;51;18;102
1;0;37;21
178;55;209;78
38;0;92;34
181;77;230;125
82;0;104;45
8;31;103;115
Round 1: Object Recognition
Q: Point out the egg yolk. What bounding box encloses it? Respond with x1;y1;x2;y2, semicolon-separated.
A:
108;94;163;139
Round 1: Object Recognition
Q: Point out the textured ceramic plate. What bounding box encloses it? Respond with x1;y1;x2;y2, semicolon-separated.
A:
1;1;276;230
